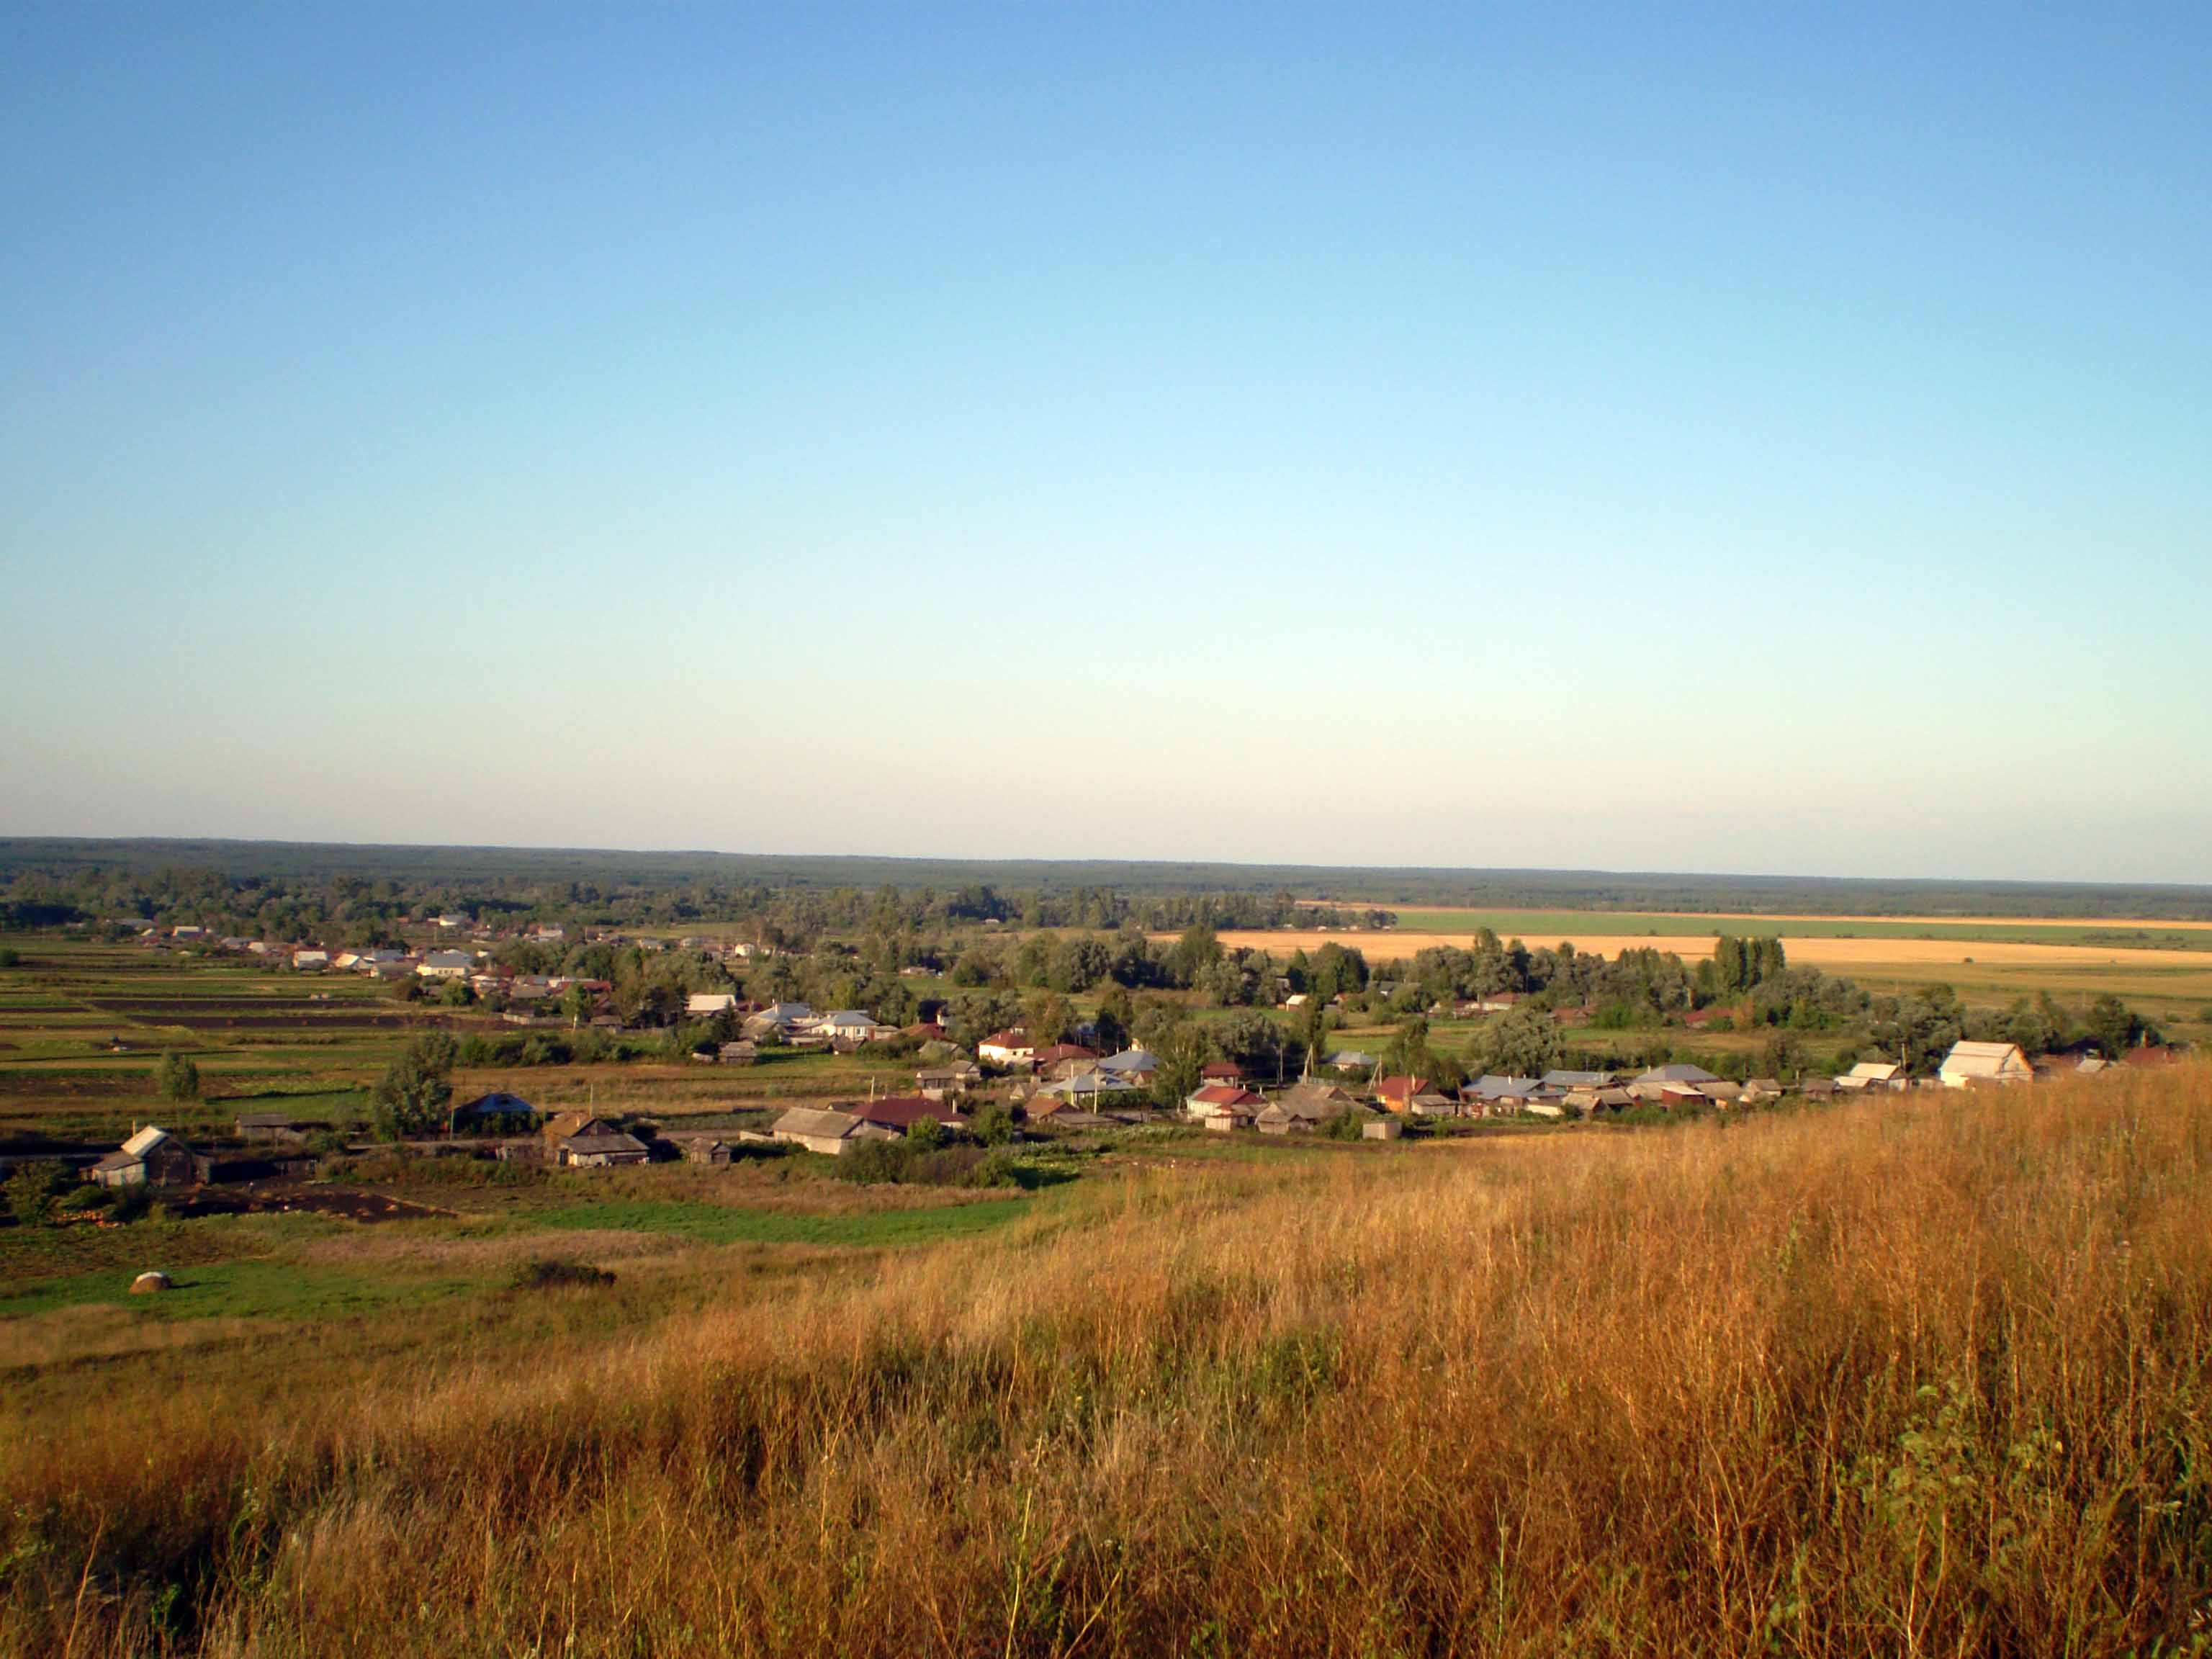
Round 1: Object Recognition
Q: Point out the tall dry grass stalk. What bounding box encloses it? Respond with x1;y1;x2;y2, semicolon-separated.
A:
6;1065;2212;1655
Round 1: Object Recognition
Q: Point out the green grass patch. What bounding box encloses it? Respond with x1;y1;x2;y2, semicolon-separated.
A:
0;1256;478;1321
536;1197;1029;1249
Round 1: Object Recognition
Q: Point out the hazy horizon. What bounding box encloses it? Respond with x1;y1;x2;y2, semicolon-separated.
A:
6;6;2208;882
8;833;2212;899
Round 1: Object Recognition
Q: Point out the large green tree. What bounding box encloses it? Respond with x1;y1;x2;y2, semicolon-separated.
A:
371;1033;459;1139
1465;1004;1563;1079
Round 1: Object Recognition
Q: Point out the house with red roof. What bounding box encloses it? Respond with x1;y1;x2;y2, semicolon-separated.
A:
1372;1075;1431;1114
978;1030;1035;1068
852;1097;967;1136
1184;1084;1264;1130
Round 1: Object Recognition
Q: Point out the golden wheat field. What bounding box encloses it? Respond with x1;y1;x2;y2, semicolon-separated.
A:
1210;927;2212;971
6;1064;2212;1656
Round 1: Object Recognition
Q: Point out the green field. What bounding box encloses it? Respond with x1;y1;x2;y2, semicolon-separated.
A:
536;1195;1030;1247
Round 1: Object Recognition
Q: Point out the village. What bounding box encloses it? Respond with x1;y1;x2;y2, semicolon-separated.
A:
5;901;2173;1205
66;998;2154;1200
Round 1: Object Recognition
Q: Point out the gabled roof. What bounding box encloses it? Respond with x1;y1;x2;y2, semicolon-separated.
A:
562;1131;647;1158
853;1097;961;1131
1277;1079;1352;1117
980;1029;1031;1048
1187;1084;1262;1110
457;1092;535;1116
1469;1074;1540;1100
1037;1072;1138;1098
1373;1074;1429;1101
1096;1048;1159;1074
122;1125;172;1157
1941;1040;2030;1077
1542;1069;1613;1089
773;1107;864;1141
1633;1063;1719;1084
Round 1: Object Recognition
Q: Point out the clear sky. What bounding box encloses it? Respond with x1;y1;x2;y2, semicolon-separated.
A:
4;4;2208;882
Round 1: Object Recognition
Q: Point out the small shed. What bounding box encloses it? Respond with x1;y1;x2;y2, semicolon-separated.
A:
556;1130;650;1169
90;1125;204;1189
235;1112;305;1145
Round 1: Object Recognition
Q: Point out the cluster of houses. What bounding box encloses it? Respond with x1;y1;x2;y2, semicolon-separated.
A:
47;1029;2183;1198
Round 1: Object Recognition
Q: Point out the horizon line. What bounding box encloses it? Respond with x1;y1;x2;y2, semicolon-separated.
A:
4;833;2211;896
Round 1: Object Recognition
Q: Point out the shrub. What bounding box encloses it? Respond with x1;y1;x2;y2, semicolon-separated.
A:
0;946;19;968
510;1257;615;1291
156;1052;201;1102
832;1141;1017;1188
1318;1109;1367;1141
109;1185;153;1222
4;1161;72;1226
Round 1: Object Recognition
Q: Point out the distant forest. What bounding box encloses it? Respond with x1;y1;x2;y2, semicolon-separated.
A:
2;838;2209;925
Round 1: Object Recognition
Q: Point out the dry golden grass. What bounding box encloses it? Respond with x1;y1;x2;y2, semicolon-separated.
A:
6;1066;2212;1655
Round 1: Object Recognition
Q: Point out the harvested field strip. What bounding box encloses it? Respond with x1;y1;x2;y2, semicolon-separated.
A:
80;997;392;1015
1203;928;2212;971
1359;908;2212;949
100;1014;431;1031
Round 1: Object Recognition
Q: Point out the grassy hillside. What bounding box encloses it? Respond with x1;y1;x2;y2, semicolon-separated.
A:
6;1066;2211;1655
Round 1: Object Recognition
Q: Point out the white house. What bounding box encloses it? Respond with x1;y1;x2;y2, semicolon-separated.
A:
686;992;739;1018
979;1030;1036;1067
1939;1041;2033;1089
770;1107;897;1156
816;1010;892;1045
744;1002;817;1038
290;949;329;971
418;950;475;981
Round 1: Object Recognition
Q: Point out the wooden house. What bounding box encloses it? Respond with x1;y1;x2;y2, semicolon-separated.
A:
89;1125;204;1189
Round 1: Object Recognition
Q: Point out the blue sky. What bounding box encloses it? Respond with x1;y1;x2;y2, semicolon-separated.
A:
4;4;2208;880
